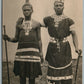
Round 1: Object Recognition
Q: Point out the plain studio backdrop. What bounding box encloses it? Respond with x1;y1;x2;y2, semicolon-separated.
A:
3;0;83;62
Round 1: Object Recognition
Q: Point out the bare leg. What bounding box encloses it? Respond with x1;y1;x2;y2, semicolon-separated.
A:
29;78;35;84
20;76;26;84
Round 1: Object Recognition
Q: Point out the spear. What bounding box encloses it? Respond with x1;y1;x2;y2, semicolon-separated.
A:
3;25;10;84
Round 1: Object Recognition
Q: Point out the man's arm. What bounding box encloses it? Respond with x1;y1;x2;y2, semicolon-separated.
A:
8;27;20;43
37;27;42;53
71;30;79;51
70;24;80;53
37;27;44;63
3;27;19;43
3;24;21;43
3;17;23;43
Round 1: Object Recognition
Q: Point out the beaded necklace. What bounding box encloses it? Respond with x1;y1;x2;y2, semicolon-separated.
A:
22;19;32;35
51;14;67;27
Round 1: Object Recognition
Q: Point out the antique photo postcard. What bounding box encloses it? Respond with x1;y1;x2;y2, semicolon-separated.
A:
2;0;83;84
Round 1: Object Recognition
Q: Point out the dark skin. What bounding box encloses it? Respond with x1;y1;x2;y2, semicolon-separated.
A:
3;5;44;62
23;5;33;20
54;2;64;15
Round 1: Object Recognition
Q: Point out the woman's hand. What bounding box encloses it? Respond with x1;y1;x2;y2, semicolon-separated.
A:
3;35;10;41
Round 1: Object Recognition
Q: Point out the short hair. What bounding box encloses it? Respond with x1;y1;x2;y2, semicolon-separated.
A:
22;3;33;10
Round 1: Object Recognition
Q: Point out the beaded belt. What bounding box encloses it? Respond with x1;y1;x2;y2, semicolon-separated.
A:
50;37;68;43
49;37;68;52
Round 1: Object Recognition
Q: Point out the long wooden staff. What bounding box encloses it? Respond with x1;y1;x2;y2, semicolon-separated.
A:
74;50;82;84
3;25;10;84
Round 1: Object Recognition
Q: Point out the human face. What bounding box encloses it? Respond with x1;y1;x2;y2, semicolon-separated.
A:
54;2;64;15
23;5;33;17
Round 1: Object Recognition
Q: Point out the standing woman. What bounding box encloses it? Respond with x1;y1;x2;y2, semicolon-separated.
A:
3;3;43;84
42;0;80;84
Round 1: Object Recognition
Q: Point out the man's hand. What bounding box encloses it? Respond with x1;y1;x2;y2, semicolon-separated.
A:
3;35;10;41
39;52;44;64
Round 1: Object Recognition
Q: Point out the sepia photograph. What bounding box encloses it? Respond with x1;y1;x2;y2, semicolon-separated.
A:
2;0;83;84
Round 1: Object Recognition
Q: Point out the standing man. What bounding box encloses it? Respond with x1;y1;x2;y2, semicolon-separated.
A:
42;0;80;84
3;2;43;84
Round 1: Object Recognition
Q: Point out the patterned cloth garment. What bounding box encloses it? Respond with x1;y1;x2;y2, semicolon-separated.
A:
43;14;74;82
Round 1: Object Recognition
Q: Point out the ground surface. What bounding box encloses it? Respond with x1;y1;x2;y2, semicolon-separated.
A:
2;57;82;84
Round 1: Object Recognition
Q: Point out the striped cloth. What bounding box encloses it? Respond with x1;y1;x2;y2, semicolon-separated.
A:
15;47;41;62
